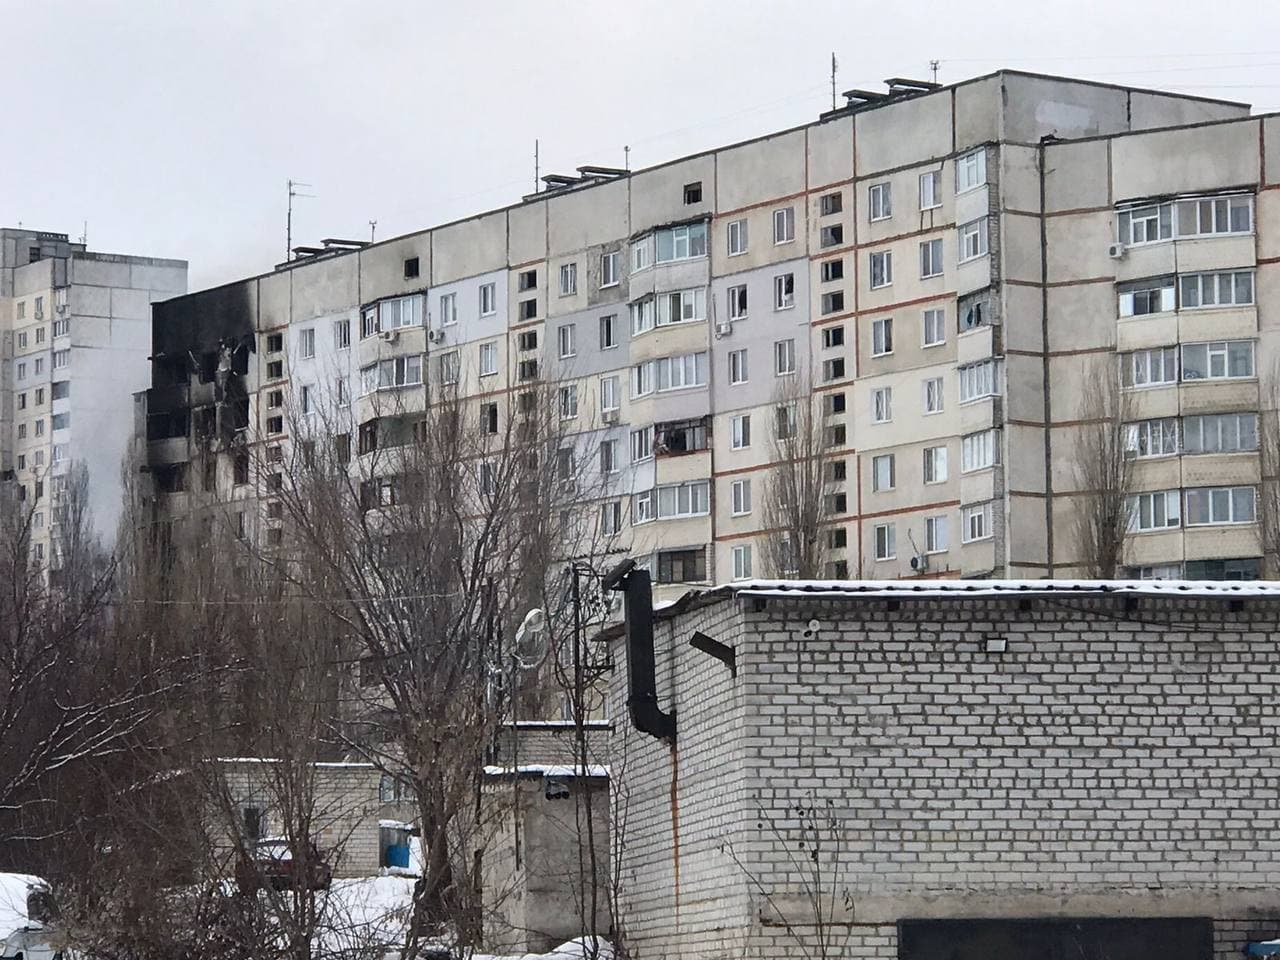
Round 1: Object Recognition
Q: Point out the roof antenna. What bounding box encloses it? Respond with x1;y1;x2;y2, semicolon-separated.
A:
624;145;630;171
369;220;377;243
831;52;839;111
534;139;540;194
286;178;315;261
930;59;940;84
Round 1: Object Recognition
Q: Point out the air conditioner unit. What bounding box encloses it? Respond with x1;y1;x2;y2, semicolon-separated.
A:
909;554;929;573
380;329;399;343
1107;242;1127;260
714;320;733;338
602;409;619;424
427;329;445;344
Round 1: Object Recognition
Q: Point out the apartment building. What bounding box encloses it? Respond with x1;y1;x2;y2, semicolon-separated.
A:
1;228;186;567
142;70;1279;589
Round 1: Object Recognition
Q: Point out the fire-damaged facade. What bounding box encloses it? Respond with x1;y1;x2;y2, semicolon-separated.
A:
604;574;1280;960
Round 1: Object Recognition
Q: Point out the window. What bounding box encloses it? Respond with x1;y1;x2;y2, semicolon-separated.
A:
820;224;844;248
731;414;751;449
600;252;619;288
436;292;457;327
33;357;43;375
874;523;896;561
920;238;944;278
731;478;752;515
869;251;892;289
298;328;315;359
871;317;893;356
773;207;795;244
16;301;24;320
632;490;655;524
518;330;538;352
629;298;655;335
1179;270;1254;310
657;288;707;326
956;148;986;193
826;423;847;448
655;480;711;519
920;170;941;210
1121;346;1178;387
267;360;285;380
962;502;992;542
958;218;988;262
821;258;844;283
559;263;578;296
266;415;283;435
631;427;653;463
361;307;380;339
1124;417;1180;458
820;192;843;216
872;454;895;492
51;412;69;430
334;318;351;349
822;326;845;349
558;385;578;419
632;352;708;396
480;401;499;435
557;323;577;359
727;218;748;256
924;515;949;553
1173;195;1254;238
479;341;498;376
17;332;27;350
1182;413;1257;454
519;298;537;321
402;256;420;279
519;269;538;291
775;403;797;439
600;439;619;474
872;387;892;423
16;363;25;381
52;350;69;369
774;339;796;376
480;282;497;315
1185;557;1262;580
656;223;708;262
52;318;69;338
732;545;753;581
774;273;795;310
923;445;948;484
923;377;944;414
600;375;619;411
958;360;1001;403
1185;486;1256;525
361;355;425;393
720;285;747;324
51;381;67;400
923;308;945;346
959;296;989;332
18;393;27;411
266;333;284;353
729;349;748;384
821;357;845;382
1181;340;1254;381
520;360;541;383
632;237;652;272
1118;277;1176;317
961;429;999;472
383;294;424;328
868;182;891;221
600;500;623;536
438;351;460;384
657;548;706;584
266;388;284;409
300;384;313;414
1128;490;1181;532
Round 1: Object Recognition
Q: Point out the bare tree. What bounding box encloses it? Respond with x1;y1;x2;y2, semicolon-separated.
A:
761;373;829;579
1070;359;1134;578
1259;359;1280;577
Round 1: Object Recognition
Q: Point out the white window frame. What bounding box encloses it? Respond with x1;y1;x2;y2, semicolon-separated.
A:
655;480;711;520
1181;340;1255;382
729;348;748;385
1181;412;1257;455
1121;346;1178;388
869;251;892;289
958;359;1001;404
956;149;986;194
479;282;497;316
731;414;751;450
958;218;988;262
919;170;941;210
869;182;892;222
557;323;577;359
1184;486;1256;526
774;273;795;310
727;218;748;256
731;478;752;516
774;339;796;376
600;252;619;289
920;238;944;278
873;523;896;561
479;341;498;377
871;317;893;356
872;454;895;492
299;328;316;359
558;384;579;420
1127;490;1181;532
961;429;999;473
600;375;620;412
872;387;892;424
1180;270;1254;309
1124;417;1179;459
923;445;948;485
923;308;945;347
728;283;748;321
961;502;993;543
439;293;458;327
773;207;795;244
923;377;944;414
631;427;653;463
732;544;753;580
1118;279;1176;317
559;262;578;297
925;515;949;553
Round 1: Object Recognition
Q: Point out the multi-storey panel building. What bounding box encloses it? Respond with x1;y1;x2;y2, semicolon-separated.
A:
1;228;186;567
143;70;1280;591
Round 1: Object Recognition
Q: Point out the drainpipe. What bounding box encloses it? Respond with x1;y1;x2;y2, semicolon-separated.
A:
604;559;676;743
1039;136;1055;575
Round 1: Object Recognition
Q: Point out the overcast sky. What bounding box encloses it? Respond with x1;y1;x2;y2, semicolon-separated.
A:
4;0;1280;292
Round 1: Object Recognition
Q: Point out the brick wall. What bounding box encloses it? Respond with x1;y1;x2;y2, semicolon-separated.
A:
612;590;1280;958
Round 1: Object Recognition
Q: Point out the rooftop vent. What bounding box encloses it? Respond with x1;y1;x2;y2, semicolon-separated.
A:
522;164;630;203
821;76;941;121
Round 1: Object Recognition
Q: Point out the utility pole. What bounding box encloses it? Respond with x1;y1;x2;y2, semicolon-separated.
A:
831;53;839;111
286;179;314;260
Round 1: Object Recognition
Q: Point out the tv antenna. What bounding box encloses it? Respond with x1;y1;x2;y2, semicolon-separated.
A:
831;53;838;111
929;60;940;84
369;220;377;242
286;179;315;260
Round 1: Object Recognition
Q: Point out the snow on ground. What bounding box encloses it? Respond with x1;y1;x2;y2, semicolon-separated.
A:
0;872;43;939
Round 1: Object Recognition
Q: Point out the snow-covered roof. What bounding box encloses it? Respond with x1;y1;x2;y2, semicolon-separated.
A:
217;757;375;769
720;578;1280;600
0;873;44;940
483;764;610;780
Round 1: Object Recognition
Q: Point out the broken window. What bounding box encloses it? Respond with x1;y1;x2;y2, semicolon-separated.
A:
655;418;710;455
358;420;379;456
657;548;706;584
519;269;537;291
403;256;420;279
683;181;702;205
518;330;538;352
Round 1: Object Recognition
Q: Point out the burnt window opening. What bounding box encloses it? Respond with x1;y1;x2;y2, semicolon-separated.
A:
265;472;283;493
655;418;710;456
147;409;189;442
827;391;847;415
519;269;538;292
519;298;537;321
266;333;284;353
202;458;216;493
657;548;706;584
518;391;536;413
683;182;703;205
959;290;995;332
154;463;186;494
403;257;420;279
826;423;848;448
827;526;848;548
518;359;539;381
826;559;849;579
193;406;217;441
198;350;220;384
334;433;352;464
829;458;848;481
358;420;379;456
518;330;538;351
233;451;250;485
267;360;284;380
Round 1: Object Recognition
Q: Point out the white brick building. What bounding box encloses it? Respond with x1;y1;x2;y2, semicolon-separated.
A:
606;577;1280;959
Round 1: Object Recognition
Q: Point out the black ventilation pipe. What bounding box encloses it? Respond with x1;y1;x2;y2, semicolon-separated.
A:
604;559;676;743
